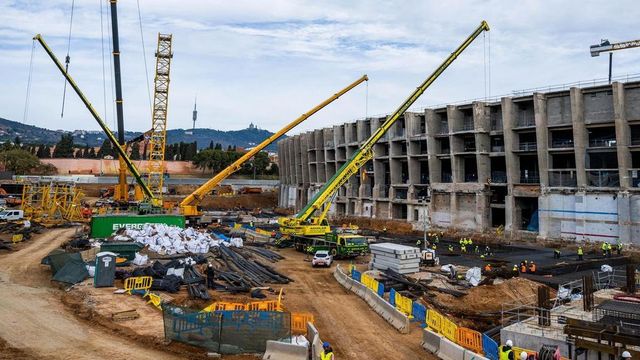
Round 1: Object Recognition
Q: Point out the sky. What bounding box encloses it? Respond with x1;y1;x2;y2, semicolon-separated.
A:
1;0;639;136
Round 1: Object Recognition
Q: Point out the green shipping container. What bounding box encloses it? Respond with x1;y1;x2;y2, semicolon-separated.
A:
90;214;185;238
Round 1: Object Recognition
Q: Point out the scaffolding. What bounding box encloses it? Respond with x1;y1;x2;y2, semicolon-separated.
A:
20;181;86;224
147;33;173;206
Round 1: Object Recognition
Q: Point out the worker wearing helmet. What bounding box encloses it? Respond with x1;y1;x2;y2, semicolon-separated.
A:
520;351;528;360
484;263;492;273
577;246;584;261
500;340;515;360
321;342;334;360
621;351;632;360
528;261;536;273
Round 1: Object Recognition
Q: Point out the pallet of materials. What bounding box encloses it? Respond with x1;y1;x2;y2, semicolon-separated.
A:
370;243;420;274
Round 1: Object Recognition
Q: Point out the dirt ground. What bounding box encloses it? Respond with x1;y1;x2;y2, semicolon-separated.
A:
272;249;432;360
0;228;189;360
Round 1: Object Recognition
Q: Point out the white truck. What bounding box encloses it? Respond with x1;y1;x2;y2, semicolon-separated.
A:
0;209;24;221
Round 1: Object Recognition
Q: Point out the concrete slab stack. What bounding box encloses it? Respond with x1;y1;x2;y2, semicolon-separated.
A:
369;243;420;274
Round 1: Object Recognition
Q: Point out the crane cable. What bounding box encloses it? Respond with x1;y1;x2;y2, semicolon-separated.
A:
23;40;36;125
136;0;153;115
60;0;76;119
100;0;108;127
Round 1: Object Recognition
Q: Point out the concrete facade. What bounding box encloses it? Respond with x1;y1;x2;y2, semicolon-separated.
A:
278;80;640;245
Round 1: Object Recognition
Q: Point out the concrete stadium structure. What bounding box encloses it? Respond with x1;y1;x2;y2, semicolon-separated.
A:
278;79;640;245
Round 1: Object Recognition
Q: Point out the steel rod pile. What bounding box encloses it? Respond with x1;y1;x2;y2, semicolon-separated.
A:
219;246;291;288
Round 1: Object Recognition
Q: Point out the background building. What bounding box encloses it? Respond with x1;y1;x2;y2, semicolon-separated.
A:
278;79;640;245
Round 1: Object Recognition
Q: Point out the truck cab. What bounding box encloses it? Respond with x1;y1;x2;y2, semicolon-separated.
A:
323;232;369;258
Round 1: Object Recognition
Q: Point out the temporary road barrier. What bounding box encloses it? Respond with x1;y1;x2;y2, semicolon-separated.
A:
422;328;442;354
262;340;308;360
395;291;413;318
291;312;314;335
145;292;163;310
427;308;443;333
124;276;152;294
481;333;498;360
412;302;427;326
457;327;483;354
438;334;467;360
442;317;458;342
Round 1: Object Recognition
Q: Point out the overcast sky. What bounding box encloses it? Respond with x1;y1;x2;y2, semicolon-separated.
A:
1;0;639;135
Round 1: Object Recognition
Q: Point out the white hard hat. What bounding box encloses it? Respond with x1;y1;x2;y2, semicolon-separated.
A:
520;351;528;360
506;340;513;347
622;351;631;358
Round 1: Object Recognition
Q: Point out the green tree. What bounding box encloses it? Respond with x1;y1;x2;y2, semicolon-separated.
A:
53;134;75;158
88;147;97;159
214;143;222;150
252;151;270;175
14;136;21;147
97;139;115;158
0;149;42;174
130;141;141;160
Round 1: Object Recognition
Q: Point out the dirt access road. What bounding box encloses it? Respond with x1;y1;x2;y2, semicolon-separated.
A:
274;249;431;360
0;228;183;360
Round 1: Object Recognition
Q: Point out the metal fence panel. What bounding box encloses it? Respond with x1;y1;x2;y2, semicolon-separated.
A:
163;305;291;354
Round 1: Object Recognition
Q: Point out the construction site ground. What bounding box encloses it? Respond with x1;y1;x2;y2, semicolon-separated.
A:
0;227;429;359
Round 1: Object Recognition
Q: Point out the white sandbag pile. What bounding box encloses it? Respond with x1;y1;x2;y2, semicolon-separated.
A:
123;224;242;255
369;243;420;274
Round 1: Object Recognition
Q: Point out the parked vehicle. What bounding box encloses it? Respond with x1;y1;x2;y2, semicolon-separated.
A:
0;209;24;221
311;250;333;267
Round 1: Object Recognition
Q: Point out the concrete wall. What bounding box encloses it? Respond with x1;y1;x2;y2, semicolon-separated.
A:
278;80;640;244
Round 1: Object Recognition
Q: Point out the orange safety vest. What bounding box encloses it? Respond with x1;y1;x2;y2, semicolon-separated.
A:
485;265;492;272
529;264;536;273
520;264;527;273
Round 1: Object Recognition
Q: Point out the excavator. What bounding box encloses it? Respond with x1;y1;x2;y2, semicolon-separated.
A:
178;75;369;225
277;21;490;257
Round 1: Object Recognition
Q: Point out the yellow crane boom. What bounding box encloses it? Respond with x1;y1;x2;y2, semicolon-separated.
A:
147;33;173;206
279;21;490;236
33;34;155;200
179;75;369;216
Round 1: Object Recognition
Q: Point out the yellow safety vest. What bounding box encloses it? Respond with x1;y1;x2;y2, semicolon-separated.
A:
321;351;334;360
577;247;583;255
499;346;513;360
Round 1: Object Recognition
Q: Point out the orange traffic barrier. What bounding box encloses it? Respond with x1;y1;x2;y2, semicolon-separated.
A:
291;312;314;335
457;327;483;354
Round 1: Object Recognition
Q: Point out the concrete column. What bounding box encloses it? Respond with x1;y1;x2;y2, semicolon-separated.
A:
476;191;490;231
613;82;632;189
570;87;587;188
448;106;463;184
425;109;441;182
474;102;490;183
502;97;517;236
533;93;550;187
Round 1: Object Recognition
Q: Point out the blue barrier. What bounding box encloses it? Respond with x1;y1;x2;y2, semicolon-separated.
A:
213;232;230;241
412;302;427;327
482;333;499;360
389;288;396;306
351;269;362;282
377;282;384;297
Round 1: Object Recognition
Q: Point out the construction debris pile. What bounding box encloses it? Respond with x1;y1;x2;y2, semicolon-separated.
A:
118;224;243;255
370;243;420;274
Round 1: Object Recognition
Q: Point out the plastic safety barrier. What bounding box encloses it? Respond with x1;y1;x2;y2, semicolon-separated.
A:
124;276;152;294
291;312;314;335
427;308;443;333
262;340;308;360
351;269;361;282
457;327;483;354
334;265;410;334
442;317;458;342
145;292;163;310
422;328;442;354
389;288;397;306
482;333;498;360
247;300;282;312
412;302;427;326
377;282;385;297
395;291;413;318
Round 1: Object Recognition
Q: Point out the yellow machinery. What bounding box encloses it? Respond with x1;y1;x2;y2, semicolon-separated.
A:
146;33;173;206
33;34;155;202
179;75;369;220
21;181;86;225
279;21;490;236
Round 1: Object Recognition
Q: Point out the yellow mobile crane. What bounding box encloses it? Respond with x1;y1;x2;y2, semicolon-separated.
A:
179;75;369;225
33;34;155;202
279;21;490;249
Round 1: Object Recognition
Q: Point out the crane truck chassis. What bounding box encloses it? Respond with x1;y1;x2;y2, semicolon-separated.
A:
281;232;369;259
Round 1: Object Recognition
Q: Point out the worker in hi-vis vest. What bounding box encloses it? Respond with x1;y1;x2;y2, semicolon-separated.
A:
500;339;515;360
321;342;334;360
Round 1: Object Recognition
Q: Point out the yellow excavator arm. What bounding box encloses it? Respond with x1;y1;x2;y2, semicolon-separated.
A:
279;21;490;236
179;75;369;216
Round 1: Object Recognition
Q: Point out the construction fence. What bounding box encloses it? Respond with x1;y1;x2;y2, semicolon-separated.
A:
349;267;494;359
162;305;291;354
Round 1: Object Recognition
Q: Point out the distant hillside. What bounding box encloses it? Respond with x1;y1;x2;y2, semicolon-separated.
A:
0;117;282;151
